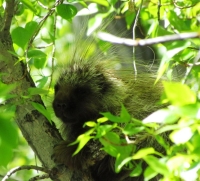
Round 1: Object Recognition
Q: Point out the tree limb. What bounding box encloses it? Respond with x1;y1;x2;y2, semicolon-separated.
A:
1;0;15;34
97;31;200;46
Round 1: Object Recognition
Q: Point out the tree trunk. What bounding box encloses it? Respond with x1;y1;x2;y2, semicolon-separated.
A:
0;1;92;180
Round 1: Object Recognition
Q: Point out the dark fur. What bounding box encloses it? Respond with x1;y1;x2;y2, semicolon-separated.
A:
52;51;163;180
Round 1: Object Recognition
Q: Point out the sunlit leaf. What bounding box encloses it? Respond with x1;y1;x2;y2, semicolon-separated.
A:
28;88;48;96
133;148;156;159
170;127;193;144
163;82;196;106
19;0;38;14
144;155;169;176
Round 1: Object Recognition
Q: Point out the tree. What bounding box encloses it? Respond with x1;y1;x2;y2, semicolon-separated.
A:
0;0;199;180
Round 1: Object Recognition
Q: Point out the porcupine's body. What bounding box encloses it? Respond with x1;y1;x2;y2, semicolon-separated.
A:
52;35;164;181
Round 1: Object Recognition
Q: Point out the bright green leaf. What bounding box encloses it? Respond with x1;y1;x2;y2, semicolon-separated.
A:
129;161;143;177
84;121;96;127
19;0;38;14
101;112;127;123
144;166;158;180
144;155;169;176
133;148;156;159
170;127;193;144
97;117;109;123
72;134;92;155
28;88;49;96
163;82;196;106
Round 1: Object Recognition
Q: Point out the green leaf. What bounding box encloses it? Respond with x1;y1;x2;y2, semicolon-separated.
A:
97;117;109;123
72;134;92;155
0;109;18;166
133;148;156;159
84;0;109;6
19;0;38;14
0;141;14;166
170;127;193;144
0;82;15;97
27;49;47;69
120;104;131;123
144;166;158;180
101;112;127;123
11;27;29;49
157;41;191;80
115;144;135;172
0;114;18;148
28;87;49;96
36;77;49;88
84;121;96;127
163;82;196;106
31;102;51;121
129;161;143;177
144;155;169;176
15;3;25;16
97;124;117;137
123;123;145;135
125;11;136;29
56;4;77;21
100;132;120;157
69;128;94;155
25;21;38;39
143;109;179;124
171;104;200;119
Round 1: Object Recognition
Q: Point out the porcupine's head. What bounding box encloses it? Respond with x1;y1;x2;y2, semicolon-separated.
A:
52;57;126;126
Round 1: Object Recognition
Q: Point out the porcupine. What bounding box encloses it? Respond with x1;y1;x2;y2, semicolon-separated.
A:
52;24;164;181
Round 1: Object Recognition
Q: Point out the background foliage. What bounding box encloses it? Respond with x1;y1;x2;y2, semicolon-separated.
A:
0;0;199;180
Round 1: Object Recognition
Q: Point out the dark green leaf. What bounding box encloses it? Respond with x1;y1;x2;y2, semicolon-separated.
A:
27;49;47;69
56;4;77;21
11;27;29;49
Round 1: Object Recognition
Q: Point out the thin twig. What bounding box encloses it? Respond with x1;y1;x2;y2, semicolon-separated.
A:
157;0;161;22
97;31;200;46
132;0;144;76
49;12;57;89
29;174;50;181
27;0;63;50
2;165;50;181
182;50;200;84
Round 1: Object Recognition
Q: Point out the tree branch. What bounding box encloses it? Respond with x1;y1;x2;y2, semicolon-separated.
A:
97;31;200;46
1;0;15;34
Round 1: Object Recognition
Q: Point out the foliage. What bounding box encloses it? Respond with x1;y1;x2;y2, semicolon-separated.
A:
0;0;199;180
